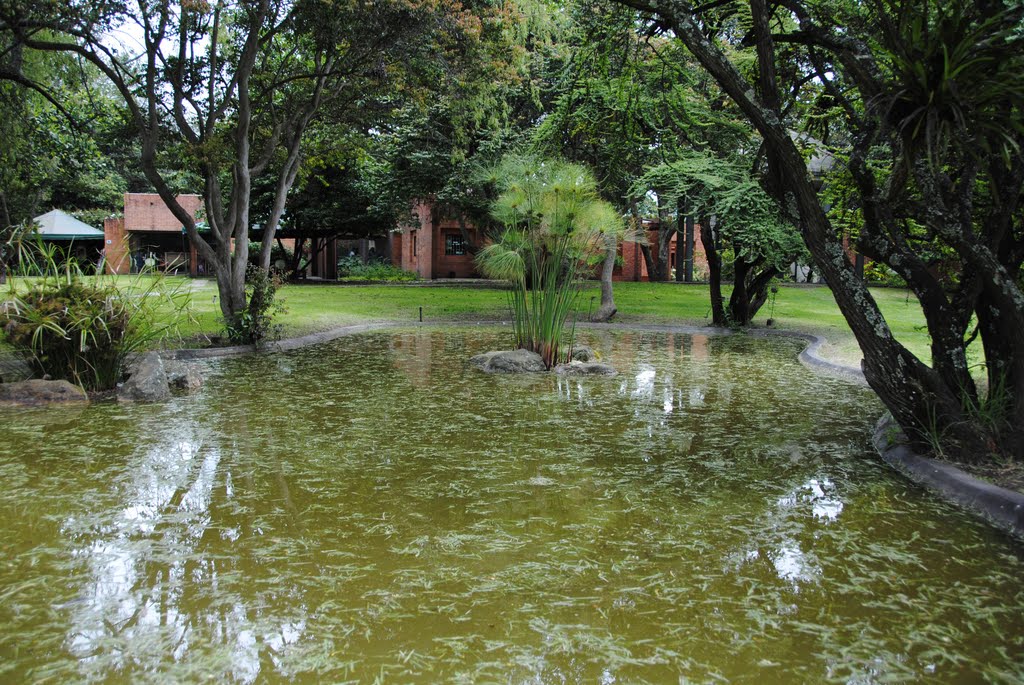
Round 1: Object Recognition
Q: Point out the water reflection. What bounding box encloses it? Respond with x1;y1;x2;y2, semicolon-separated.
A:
58;417;316;683
0;328;1021;683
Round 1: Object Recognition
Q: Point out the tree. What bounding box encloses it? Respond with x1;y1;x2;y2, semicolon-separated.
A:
0;0;485;331
638;151;804;325
365;0;565;249
535;1;688;319
0;44;130;229
610;0;1024;462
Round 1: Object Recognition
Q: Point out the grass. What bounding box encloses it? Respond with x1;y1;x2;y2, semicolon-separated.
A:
4;276;931;367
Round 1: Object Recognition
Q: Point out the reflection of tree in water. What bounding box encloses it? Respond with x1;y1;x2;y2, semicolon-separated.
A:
63;412;311;683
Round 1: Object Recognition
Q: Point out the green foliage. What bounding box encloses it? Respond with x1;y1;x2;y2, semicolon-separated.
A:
878;0;1024;164
638;152;805;271
336;256;418;282
226;265;286;345
863;261;907;288
476;155;622;367
0;47;130;228
0;240;193;390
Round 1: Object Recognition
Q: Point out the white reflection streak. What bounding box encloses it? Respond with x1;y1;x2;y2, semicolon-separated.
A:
67;439;223;669
66;434;310;683
772;544;815;583
632;365;656;399
748;476;846;588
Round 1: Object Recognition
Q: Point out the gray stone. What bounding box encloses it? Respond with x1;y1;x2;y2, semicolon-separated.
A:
118;354;171;402
470;349;547;373
569;345;597;362
554;361;618;376
164;360;204;393
0;356;32;383
0;379;88;405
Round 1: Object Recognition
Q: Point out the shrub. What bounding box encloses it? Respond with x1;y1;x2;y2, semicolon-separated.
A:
0;240;193;390
337;256;417;282
863;261;908;287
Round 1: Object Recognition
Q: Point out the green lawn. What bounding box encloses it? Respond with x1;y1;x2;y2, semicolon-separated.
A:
174;279;930;367
3;276;931;367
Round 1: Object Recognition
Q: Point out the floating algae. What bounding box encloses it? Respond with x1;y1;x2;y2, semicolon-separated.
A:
0;328;1021;683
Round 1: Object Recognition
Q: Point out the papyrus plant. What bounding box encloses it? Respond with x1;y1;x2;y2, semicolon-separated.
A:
476;156;623;368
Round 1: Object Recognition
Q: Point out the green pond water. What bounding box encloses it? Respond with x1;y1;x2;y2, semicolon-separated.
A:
0;327;1022;684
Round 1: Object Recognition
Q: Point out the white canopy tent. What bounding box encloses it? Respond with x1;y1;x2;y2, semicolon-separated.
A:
31;210;105;240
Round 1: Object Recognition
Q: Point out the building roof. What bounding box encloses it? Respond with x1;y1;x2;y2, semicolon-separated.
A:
789;131;836;176
32;209;105;240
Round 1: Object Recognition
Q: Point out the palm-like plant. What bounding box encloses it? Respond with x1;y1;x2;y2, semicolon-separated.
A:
476;156;623;368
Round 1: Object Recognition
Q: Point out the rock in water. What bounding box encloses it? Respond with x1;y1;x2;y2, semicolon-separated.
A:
554;361;618;376
164;360;204;393
470;349;547;373
118;354;171;402
569;345;597;362
0;379;88;405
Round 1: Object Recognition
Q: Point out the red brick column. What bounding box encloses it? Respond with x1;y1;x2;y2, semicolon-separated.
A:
103;217;129;275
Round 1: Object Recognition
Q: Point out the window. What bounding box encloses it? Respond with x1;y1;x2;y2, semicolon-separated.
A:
445;233;467;256
412;233;417;256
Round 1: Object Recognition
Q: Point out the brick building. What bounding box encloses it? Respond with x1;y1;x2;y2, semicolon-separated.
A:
615;221;709;282
390;201;708;282
390;201;481;279
104;193;205;275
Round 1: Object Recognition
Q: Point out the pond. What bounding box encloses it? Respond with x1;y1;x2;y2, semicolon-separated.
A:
0;327;1021;683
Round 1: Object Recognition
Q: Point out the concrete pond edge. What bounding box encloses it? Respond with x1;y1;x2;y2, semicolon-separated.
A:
873;416;1024;540
154;319;1023;538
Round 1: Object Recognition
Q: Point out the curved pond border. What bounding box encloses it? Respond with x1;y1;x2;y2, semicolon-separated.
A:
159;319;1023;539
872;416;1024;540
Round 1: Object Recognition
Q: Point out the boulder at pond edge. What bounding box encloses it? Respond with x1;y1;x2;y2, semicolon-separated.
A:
569;345;598;362
118;354;172;402
164;360;204;393
554;361;618;376
0;379;88;405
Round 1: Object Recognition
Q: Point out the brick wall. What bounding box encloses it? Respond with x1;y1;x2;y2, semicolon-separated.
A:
433;222;479;278
123;193;203;232
613;223;709;282
390;232;403;269
103;217;129;275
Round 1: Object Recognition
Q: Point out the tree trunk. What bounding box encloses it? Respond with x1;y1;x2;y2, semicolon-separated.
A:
290;236;306;277
729;256;752;325
607;2;996;458
639;243;659;282
746;267;779;321
657;222;674;281
701;216;726;326
594;233;618;322
681;202;695;282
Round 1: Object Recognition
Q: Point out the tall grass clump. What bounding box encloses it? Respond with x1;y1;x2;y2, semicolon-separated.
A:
476;155;622;368
0;235;193;391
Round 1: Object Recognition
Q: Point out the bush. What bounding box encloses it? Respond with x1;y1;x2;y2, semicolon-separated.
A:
225;264;286;344
337;256;417;282
0;241;193;390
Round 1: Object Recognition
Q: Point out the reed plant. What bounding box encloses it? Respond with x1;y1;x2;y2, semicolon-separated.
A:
0;234;194;390
476;156;622;368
